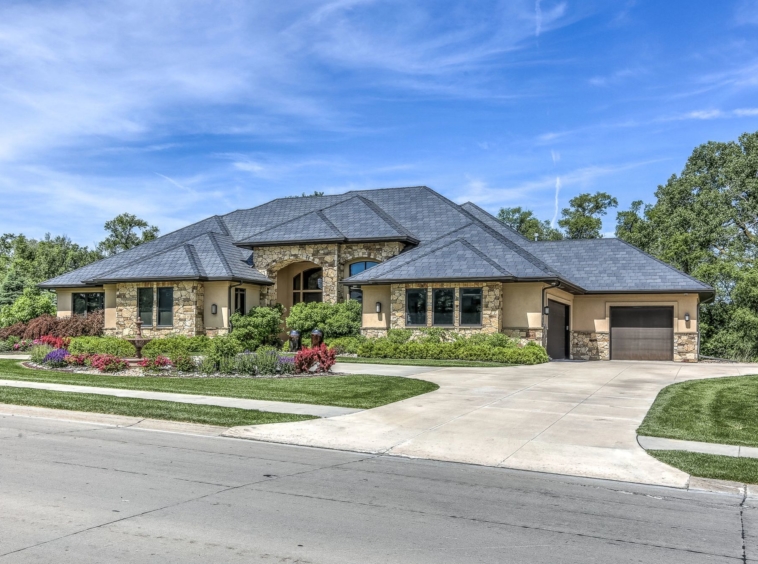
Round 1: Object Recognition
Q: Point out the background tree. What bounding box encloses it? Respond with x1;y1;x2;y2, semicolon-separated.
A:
558;192;618;239
615;131;758;360
0;267;31;307
497;207;563;241
97;213;159;256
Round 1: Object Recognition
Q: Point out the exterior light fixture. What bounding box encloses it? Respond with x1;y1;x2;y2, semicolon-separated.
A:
376;302;382;313
543;306;550;316
684;313;690;322
211;304;218;315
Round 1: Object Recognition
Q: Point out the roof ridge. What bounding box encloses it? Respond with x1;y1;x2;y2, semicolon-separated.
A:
315;210;346;239
184;244;206;278
457;238;512;276
212;215;231;237
208;232;235;277
355;195;414;238
235;207;339;243
421;187;559;277
460;201;531;243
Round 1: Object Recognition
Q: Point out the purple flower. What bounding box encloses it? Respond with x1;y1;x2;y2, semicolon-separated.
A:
278;356;295;364
43;348;70;365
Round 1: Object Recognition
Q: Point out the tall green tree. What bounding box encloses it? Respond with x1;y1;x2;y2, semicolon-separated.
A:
497;207;563;241
558;192;618;239
0;267;31;307
615;131;758;360
97;213;159;256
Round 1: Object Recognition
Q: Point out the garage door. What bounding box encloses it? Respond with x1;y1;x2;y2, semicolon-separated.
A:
610;306;673;361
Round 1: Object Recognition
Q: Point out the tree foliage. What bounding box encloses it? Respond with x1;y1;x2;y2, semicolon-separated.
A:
615;131;758;360
96;213;159;256
0;288;56;327
496;207;563;241
558;192;618;239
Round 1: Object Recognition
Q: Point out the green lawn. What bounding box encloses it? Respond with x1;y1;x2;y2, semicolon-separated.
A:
637;374;758;447
0;360;438;409
0;386;315;427
648;450;758;485
336;357;513;368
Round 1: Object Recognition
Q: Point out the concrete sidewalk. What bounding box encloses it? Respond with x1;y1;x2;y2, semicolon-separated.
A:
226;360;758;487
0;379;360;418
638;435;758;459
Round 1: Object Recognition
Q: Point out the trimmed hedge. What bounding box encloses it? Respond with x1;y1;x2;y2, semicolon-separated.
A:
68;336;136;358
230;305;283;350
286;301;361;338
141;335;212;359
325;333;549;365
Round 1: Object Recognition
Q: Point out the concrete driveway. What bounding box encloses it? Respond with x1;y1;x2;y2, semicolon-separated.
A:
226;360;758;487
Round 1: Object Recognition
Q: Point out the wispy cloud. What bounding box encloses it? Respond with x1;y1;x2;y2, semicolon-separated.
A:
551;176;561;226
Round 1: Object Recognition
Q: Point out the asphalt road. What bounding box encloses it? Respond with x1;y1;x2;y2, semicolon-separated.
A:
0;415;753;563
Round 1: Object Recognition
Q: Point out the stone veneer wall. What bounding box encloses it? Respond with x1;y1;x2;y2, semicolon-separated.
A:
674;333;698;362
253;242;405;306
570;331;610;361
502;328;544;347
361;328;390;339
389;282;501;333
107;281;204;337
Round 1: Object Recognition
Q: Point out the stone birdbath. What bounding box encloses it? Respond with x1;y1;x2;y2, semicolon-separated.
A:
126;319;152;359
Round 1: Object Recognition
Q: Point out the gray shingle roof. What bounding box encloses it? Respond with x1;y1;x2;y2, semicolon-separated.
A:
40;186;713;295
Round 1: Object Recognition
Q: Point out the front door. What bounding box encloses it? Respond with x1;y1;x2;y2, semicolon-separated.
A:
547;300;569;360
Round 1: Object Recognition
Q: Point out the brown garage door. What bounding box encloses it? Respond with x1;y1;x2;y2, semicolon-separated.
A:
610;306;673;361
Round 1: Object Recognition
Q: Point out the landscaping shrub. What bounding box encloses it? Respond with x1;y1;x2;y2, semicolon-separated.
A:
68;336;136;357
171;355;198;373
12;339;34;351
324;335;365;354
254;346;280;374
0;289;56;328
19;311;105;340
30;344;54;363
0;322;27;340
138;355;173;373
38;335;69;350
286;301;361;338
279;355;296;374
141;335;211;360
43;348;70;368
65;354;90;367
208;334;243;362
235;353;257;375
0;340;11;352
89;354;128;373
230;305;283;350
294;345;337;373
386;329;413;344
198;356;217;375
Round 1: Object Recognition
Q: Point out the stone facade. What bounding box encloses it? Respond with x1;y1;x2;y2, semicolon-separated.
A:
361;328;389;339
674;333;698;362
106;281;204;338
502;328;543;347
389;282;501;333
253;241;405;306
570;331;610;361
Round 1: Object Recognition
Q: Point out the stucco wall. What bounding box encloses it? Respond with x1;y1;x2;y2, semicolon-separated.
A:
501;282;543;330
361;285;391;330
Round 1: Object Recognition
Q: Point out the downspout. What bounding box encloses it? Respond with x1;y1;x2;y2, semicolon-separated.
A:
228;281;243;332
541;281;560;348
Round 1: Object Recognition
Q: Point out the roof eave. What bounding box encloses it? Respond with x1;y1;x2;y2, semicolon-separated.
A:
83;275;274;286
235;235;419;249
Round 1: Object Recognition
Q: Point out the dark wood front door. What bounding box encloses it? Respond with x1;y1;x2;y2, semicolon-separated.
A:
547;299;569;360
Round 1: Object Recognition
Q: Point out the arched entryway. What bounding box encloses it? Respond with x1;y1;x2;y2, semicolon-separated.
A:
274;261;324;313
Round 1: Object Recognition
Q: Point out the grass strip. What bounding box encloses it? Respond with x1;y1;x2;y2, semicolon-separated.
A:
0;386;316;427
335;357;513;368
648;450;758;485
638;374;758;447
0;360;438;409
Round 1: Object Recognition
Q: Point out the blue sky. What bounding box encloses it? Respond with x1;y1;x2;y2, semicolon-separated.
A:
1;0;757;247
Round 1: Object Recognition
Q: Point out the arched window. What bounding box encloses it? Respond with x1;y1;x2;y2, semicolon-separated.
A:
293;267;323;304
348;261;379;304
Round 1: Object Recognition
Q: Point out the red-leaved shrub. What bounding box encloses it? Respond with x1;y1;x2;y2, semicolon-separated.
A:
39;335;70;350
20;311;104;340
65;354;91;366
138;356;172;371
89;354;128;373
294;345;336;373
0;322;27;340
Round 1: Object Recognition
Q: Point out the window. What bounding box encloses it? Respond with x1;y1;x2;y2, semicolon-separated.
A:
234;287;246;314
433;288;455;325
157;287;173;326
460;288;482;325
406;289;427;326
349;261;378;277
72;292;104;317
293;267;323;305
349;287;363;304
138;288;153;325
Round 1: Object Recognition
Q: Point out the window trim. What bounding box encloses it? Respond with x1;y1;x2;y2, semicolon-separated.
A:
156;287;173;327
432;288;455;326
405;288;427;327
459;287;484;327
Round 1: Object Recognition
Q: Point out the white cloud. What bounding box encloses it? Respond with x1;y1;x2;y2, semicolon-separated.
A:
734;107;758;116
552;176;561;226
